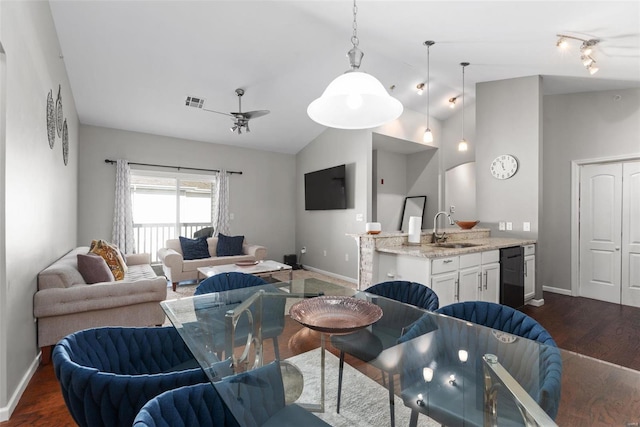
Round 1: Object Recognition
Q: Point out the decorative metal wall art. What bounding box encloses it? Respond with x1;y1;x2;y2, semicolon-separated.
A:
62;119;69;165
56;84;63;137
46;89;55;148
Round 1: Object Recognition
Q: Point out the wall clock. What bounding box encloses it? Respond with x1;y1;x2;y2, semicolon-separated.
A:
490;154;519;179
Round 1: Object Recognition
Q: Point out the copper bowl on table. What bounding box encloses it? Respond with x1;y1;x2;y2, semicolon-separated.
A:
289;296;383;334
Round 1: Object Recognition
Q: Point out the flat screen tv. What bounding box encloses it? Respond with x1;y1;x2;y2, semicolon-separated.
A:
304;164;347;210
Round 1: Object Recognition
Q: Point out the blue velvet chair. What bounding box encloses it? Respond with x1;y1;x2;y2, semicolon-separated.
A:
214;360;331;427
194;272;286;361
133;383;237;427
330;281;439;427
398;301;562;426
53;326;220;427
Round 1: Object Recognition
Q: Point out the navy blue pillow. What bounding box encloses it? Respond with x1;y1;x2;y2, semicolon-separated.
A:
216;234;245;257
179;236;210;260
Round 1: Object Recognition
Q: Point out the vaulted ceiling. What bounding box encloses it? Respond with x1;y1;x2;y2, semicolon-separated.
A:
49;1;640;154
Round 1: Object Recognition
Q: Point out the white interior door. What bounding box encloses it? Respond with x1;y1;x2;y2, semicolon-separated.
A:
579;163;622;303
621;162;640;307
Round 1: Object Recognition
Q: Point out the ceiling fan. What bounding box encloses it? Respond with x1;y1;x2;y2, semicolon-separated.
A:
186;88;270;134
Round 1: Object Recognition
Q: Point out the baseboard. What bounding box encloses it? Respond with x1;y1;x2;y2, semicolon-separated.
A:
300;265;357;285
542;285;572;296
0;352;40;422
526;298;545;307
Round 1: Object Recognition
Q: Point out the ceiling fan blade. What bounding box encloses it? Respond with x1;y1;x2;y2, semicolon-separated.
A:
201;108;234;118
243;110;270;120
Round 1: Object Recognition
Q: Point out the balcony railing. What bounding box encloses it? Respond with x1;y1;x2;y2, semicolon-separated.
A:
133;222;212;263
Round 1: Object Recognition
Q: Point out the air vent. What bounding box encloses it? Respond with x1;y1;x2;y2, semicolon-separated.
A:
185;96;205;109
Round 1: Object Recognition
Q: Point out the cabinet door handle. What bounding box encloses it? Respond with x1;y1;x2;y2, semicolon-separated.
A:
478;272;483;291
484;271;488;290
524;263;528;277
443;259;454;264
455;278;459;301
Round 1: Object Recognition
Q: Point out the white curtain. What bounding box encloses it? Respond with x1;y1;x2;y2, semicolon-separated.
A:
213;169;230;236
112;159;135;253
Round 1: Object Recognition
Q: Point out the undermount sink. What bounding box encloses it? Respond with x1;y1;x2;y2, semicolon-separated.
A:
433;242;481;249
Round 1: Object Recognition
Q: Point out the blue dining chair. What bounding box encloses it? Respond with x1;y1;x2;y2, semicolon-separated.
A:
330;281;439;427
398;301;562;426
133;383;237;427
52;326;222;427
214;360;331;427
194;272;286;361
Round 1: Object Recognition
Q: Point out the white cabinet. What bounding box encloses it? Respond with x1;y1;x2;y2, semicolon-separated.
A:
377;248;505;306
524;244;536;301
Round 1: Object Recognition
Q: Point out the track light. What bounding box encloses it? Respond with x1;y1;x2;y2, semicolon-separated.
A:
449;97;457;108
556;34;601;75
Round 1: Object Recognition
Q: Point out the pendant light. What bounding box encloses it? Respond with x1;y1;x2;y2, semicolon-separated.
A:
423;41;435;143
458;62;469;152
307;0;403;129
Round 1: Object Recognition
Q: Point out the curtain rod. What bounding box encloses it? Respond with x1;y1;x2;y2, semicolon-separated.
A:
104;159;242;175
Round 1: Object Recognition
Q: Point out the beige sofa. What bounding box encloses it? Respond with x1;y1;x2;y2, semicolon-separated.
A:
34;247;167;362
158;237;267;291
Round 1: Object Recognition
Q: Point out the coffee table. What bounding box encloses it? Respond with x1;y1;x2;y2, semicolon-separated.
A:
197;259;293;283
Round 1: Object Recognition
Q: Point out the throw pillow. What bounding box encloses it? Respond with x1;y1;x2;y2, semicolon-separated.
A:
216;233;245;257
89;239;128;280
179;236;211;260
77;253;115;284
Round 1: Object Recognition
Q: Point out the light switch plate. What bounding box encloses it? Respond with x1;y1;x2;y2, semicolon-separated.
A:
523;222;531;231
506;222;513;231
499;221;506;231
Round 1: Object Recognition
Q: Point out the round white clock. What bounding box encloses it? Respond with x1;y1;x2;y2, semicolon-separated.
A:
490;154;519;179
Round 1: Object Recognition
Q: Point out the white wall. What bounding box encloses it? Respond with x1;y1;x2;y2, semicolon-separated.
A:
0;1;79;419
78;125;296;264
476;76;541;239
296;128;371;279
374;150;407;231
445;162;477;221
541;88;640;293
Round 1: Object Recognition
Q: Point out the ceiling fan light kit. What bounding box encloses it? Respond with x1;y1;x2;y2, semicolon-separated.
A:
307;0;403;129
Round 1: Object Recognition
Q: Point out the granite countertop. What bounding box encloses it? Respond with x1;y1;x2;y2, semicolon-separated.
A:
376;237;536;259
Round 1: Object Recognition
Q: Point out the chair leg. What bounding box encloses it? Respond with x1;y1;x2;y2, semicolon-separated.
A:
272;337;280;360
337;351;345;414
409;409;419;427
172;282;178;292
387;371;395;427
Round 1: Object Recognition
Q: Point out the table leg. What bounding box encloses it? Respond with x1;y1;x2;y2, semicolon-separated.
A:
297;332;326;413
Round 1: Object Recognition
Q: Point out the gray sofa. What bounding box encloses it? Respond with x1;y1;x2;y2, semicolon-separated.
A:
34;247;167;362
158;237;267;291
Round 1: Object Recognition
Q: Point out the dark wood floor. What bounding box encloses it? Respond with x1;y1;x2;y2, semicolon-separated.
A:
2;292;640;426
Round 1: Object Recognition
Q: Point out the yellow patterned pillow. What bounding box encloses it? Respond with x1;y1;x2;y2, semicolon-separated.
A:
89;240;128;281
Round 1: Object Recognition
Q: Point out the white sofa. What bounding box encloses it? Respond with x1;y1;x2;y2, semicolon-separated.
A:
158;237;267;291
34;247;168;363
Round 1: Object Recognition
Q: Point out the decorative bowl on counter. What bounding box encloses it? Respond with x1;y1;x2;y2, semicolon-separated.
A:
455;220;480;230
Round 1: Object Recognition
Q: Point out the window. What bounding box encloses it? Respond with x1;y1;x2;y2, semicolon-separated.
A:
130;170;217;262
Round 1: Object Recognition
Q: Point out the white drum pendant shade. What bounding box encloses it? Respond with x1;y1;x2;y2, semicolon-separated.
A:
307;71;403;130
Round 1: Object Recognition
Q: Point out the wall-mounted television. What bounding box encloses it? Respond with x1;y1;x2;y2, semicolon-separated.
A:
304;164;347;210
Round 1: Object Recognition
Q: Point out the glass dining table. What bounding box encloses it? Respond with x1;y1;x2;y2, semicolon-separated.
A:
160;279;640;427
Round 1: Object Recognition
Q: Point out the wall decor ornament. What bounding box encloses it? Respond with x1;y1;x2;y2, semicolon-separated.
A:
56;84;63;138
46;89;55;148
62;119;69;165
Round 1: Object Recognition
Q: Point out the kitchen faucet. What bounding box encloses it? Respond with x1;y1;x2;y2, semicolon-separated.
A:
433;211;454;243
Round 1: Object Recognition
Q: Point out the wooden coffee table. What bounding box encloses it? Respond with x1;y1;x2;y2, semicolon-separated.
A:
197;260;293;283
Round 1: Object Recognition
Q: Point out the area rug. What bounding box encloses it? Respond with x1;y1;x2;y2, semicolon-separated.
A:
286;348;438;427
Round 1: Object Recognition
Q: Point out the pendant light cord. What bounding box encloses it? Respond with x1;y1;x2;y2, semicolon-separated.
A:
351;0;359;48
460;62;469;140
427;44;431;128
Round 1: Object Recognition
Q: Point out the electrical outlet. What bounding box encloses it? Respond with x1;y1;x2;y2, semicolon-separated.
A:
506;222;513;231
523;222;531;232
356;213;364;222
450;205;456;213
323;250;327;257
300;246;306;254
499;221;506;231
345;253;349;261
